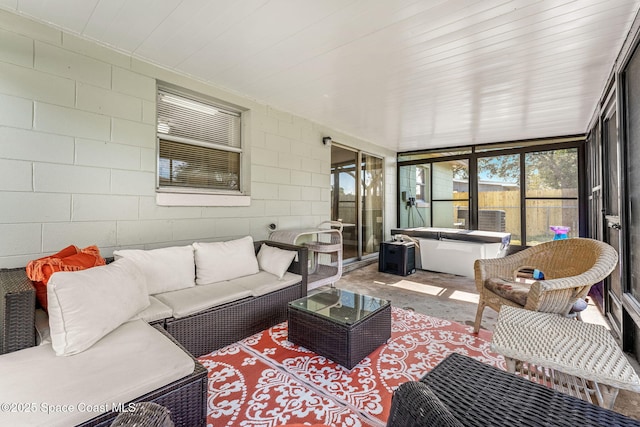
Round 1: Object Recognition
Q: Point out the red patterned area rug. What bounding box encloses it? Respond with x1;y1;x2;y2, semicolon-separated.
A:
198;307;505;427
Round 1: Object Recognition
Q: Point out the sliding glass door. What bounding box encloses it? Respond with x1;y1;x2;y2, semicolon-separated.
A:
331;146;357;260
331;145;384;261
361;154;384;257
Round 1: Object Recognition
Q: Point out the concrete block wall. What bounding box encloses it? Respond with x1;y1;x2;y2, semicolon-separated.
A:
0;10;396;268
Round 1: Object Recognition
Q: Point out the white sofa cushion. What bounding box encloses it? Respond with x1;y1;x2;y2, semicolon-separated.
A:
35;308;51;346
256;243;297;279
155;281;252;319
193;236;259;285
130;296;174;323
113;245;195;294
47;258;149;356
233;271;302;297
0;320;194;427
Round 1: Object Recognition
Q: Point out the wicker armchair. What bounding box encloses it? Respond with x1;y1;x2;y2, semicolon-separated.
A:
473;238;618;333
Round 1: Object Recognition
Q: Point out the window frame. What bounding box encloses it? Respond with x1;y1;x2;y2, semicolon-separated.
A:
155;84;249;207
397;136;585;246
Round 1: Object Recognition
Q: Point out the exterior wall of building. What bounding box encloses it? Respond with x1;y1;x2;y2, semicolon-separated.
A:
0;10;396;267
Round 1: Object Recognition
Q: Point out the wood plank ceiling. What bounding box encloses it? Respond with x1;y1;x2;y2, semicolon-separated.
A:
4;0;640;152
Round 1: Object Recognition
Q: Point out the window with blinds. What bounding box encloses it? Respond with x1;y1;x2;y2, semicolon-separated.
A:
157;87;242;193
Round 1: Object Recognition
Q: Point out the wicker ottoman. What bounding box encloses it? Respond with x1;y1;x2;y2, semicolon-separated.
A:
288;288;391;369
386;353;640;427
491;306;640;408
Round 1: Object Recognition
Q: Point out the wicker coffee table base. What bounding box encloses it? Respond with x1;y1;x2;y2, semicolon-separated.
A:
288;304;391;369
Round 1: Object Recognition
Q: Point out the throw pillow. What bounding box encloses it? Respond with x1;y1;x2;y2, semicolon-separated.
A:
47;258;149;356
193;236;259;285
256;243;297;279
113;245;195;295
26;245;106;311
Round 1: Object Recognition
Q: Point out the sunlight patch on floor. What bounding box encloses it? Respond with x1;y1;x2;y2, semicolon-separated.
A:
448;290;479;303
582;301;611;330
388;280;445;296
386;280;479;303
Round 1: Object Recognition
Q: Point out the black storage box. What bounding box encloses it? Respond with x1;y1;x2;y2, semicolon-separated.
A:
379;241;416;276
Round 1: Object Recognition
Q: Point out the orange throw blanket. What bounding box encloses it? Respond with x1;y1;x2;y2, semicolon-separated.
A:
26;245;106;311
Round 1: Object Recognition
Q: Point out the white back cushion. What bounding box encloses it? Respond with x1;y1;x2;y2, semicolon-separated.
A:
47;258;149;356
113;245;195;294
193;236;259;285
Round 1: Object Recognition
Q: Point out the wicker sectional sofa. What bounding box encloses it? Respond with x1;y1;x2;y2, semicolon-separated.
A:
0;238;308;426
130;239;308;357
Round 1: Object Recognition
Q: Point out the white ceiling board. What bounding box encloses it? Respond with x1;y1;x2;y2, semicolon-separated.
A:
3;0;639;152
0;0;17;9
17;0;99;33
209;0;441;89
134;0;269;67
83;0;182;52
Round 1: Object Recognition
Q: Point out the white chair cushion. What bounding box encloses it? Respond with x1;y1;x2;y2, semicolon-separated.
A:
232;271;302;297
130;296;174;323
47;258;149;356
155;281;252;319
113;245;195;294
256;243;297;279
193;236;259;285
0;320;194;427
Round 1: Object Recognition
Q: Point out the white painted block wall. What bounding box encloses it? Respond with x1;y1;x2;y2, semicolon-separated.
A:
0;10;396;268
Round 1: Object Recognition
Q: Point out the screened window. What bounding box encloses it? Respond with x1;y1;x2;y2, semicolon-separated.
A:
397;138;583;245
524;149;578;244
156;87;242;193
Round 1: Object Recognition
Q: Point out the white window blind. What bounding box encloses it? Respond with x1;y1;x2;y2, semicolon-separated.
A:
157;87;242;193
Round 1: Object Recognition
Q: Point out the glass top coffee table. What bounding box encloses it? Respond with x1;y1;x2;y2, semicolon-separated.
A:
288;288;391;369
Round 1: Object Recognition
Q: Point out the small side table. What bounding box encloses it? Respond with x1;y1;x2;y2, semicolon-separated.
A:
491;306;640;409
